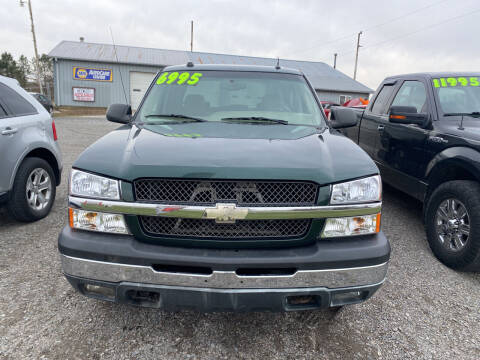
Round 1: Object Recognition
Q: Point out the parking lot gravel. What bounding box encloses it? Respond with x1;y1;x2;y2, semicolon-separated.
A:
1;116;479;360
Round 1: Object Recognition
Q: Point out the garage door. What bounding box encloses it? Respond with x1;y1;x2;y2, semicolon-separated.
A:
130;72;156;110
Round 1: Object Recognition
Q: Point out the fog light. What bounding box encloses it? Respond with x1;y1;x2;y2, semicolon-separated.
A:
321;213;380;238
83;284;115;300
331;291;366;306
69;208;129;234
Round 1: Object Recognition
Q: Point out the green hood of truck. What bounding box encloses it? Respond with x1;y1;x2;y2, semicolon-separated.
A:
73;123;378;185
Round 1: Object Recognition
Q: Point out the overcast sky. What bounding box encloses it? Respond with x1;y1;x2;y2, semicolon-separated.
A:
1;0;479;89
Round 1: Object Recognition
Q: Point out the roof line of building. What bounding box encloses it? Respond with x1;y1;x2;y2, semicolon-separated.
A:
48;40;374;93
50;40;332;66
50;55;166;68
315;88;372;94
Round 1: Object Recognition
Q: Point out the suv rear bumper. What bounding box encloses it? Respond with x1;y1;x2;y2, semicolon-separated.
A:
58;227;390;311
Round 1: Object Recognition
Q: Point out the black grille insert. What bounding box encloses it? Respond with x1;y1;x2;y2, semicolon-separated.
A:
134;179;318;206
152;264;213;275
140;217;311;239
236;268;297;276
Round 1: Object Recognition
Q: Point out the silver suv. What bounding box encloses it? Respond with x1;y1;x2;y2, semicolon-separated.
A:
0;75;62;221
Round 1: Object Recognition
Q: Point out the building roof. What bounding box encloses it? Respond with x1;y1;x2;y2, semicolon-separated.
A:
48;41;373;94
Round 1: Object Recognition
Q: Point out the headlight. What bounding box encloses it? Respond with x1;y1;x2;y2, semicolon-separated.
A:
70;169;120;200
69;208;128;234
321;214;380;238
331;175;381;204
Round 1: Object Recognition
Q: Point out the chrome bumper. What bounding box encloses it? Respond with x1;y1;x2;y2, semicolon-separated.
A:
61;254;388;289
68;196;382;220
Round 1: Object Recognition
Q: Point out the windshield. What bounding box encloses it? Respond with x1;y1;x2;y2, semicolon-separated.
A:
135;70;325;127
433;76;480;115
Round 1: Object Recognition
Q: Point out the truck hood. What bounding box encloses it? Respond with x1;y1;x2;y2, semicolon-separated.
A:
74;123;378;185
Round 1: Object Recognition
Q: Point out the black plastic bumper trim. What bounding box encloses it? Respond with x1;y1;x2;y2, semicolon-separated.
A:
66;274;383;312
58;227;390;271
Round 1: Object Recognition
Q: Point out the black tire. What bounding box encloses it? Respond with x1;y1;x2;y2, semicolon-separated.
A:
7;157;56;222
425;180;480;271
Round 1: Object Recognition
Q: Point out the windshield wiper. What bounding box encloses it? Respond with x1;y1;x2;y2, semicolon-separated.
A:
221;116;288;125
444;112;480;118
141;114;207;123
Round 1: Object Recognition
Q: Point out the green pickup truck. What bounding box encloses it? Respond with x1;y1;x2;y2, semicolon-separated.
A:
58;64;390;312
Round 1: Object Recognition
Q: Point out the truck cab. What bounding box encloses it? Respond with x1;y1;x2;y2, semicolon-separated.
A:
340;72;480;271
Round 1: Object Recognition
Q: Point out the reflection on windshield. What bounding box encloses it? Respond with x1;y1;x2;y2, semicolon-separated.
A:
221;116;289;125
136;71;324;127
437;85;480;115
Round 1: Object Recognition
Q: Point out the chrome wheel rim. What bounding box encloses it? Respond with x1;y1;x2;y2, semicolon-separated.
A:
435;198;470;252
26;168;52;211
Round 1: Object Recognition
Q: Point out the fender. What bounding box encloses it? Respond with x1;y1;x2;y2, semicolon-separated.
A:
425;146;480;188
8;140;62;190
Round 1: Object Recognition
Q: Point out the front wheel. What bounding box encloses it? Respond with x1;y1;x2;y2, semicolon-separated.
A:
425;180;480;271
7;157;56;222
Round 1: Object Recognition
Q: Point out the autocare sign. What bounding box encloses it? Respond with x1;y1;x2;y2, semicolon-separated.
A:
73;87;95;102
73;67;113;82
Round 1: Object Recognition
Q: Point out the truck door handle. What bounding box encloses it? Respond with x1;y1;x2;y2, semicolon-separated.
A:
377;125;385;131
1;127;18;136
428;136;448;144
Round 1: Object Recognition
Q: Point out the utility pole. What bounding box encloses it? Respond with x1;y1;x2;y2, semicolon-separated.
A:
190;21;194;52
20;0;43;93
333;53;337;69
353;31;362;81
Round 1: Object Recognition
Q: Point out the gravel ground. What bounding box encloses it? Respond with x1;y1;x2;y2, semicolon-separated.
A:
0;116;479;360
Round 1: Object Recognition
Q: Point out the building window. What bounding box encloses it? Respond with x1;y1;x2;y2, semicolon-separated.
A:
339;95;352;105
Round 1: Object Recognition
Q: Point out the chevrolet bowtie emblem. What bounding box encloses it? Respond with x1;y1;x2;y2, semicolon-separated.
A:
204;203;248;223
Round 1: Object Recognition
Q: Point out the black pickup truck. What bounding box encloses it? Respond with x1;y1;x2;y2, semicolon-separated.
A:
338;72;480;271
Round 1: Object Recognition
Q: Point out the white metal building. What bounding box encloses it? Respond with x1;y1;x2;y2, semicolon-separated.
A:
48;41;373;109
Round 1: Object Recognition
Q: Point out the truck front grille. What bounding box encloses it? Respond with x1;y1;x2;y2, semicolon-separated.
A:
139;217;311;239
134;179;318;207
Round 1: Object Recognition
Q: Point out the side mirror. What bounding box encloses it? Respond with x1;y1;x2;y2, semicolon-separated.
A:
389;106;427;126
106;104;132;124
330;107;358;129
